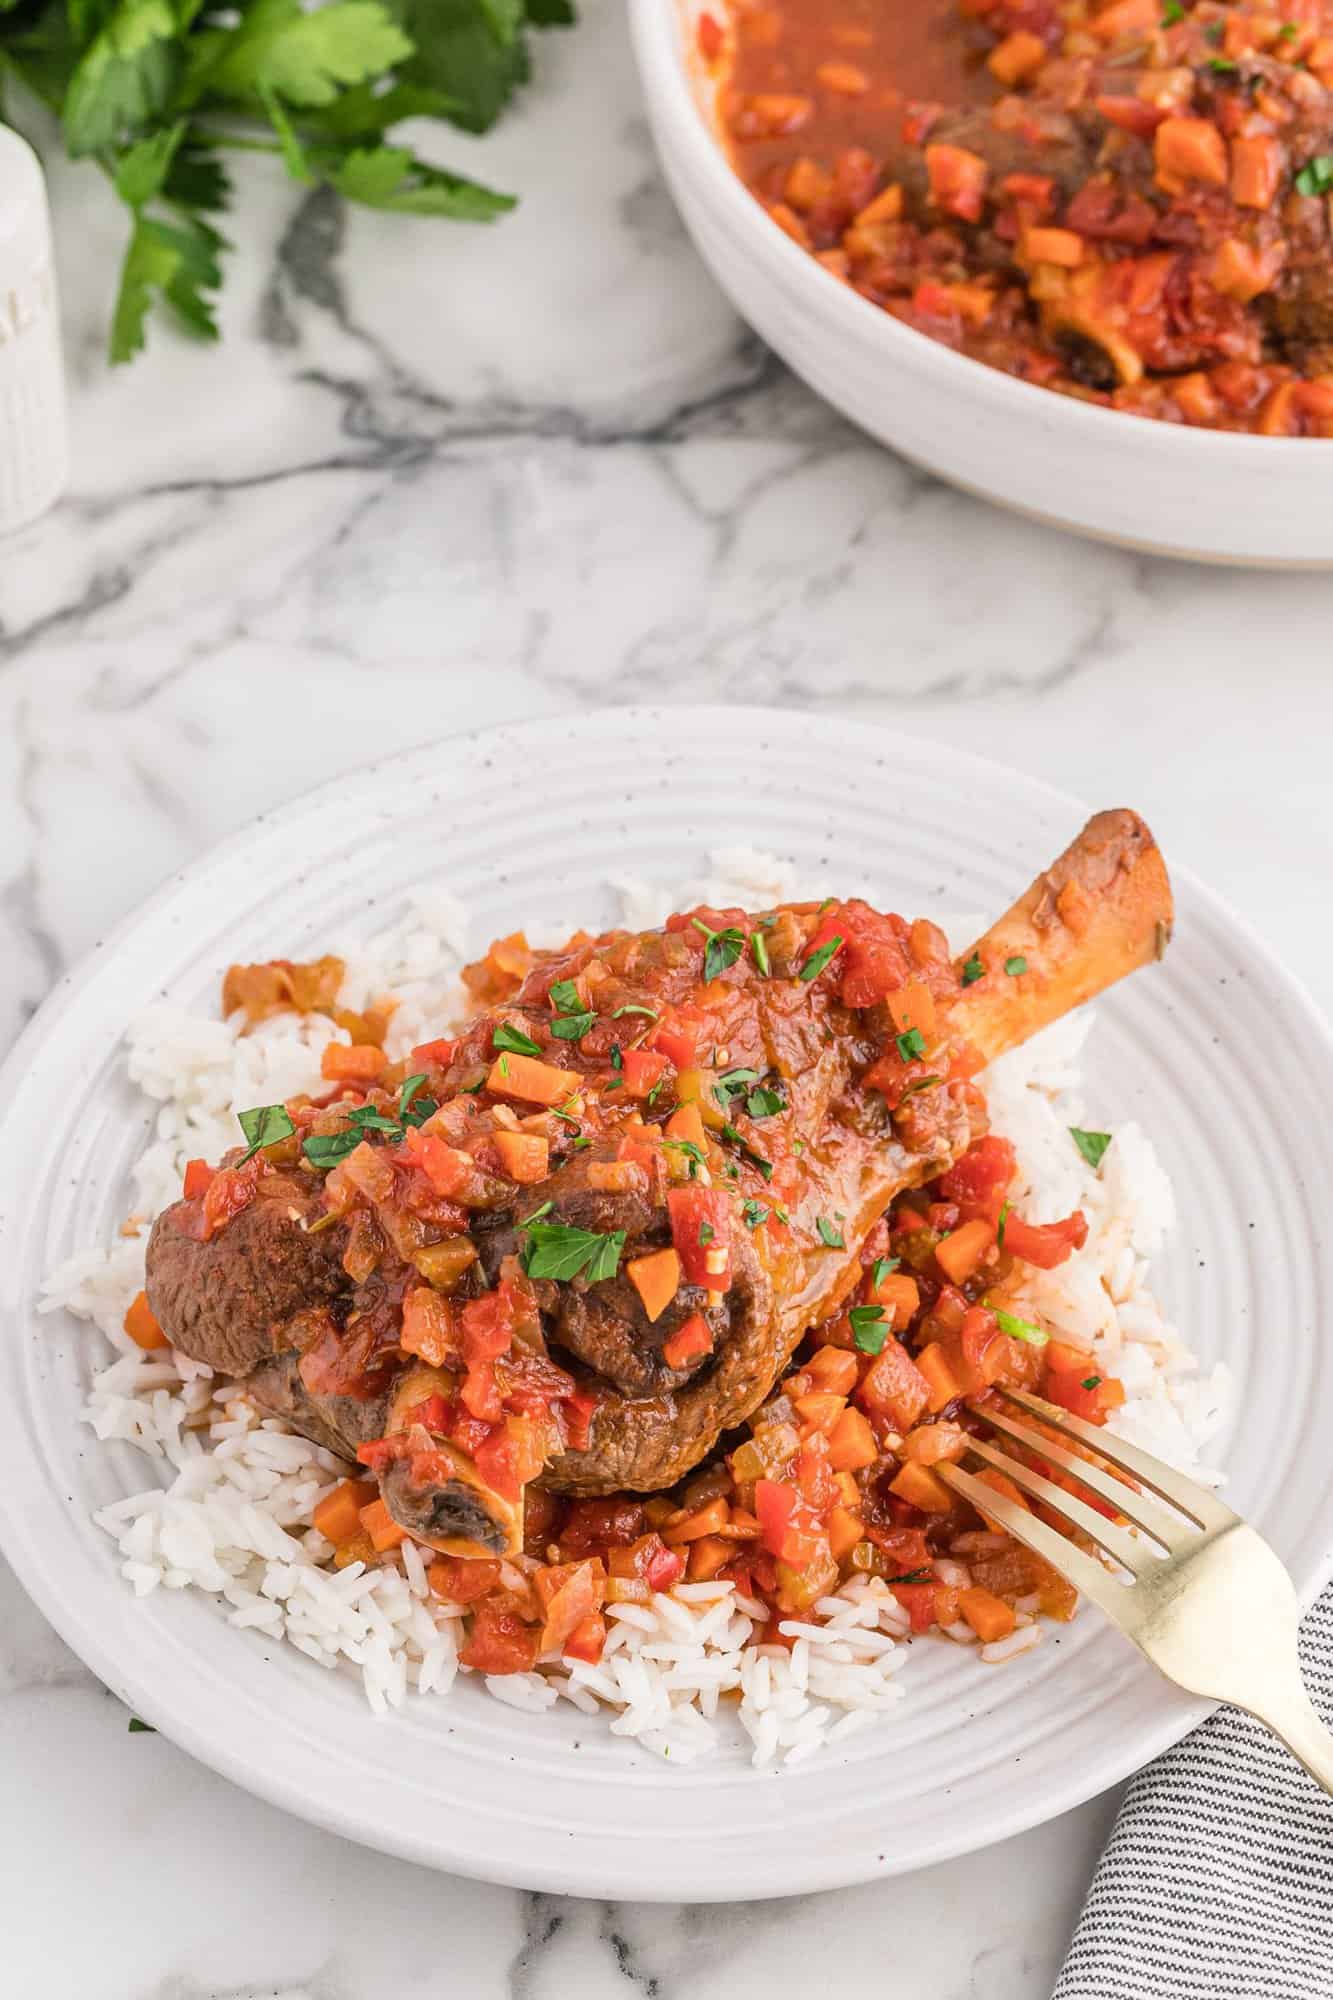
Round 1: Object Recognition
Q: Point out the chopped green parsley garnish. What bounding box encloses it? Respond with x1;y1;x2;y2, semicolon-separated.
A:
611;1004;658;1022
397;1073;436;1125
751;931;771;976
869;1255;900;1291
1204;17;1223;39
720;1123;774;1180
236;1102;295;1163
698;1220;714;1244
992;1307;1048;1347
1069;1127;1113;1170
127;1717;156;1733
799;934;843;982
548;979;582;1014
848;1304;888;1354
549;984;597;1041
745;1085;786;1120
714;1067;762;1106
522;1219;626;1283
610;1044;623;1071
1004;956;1028;977
885;1568;931;1586
1278;19;1298;37
691;917;747;983
1081;1375;1102;1391
1207;55;1236;71
895;1027;927;1062
961;953;984;986
899;1075;942;1099
742;1199;770;1229
1160;0;1183;20
816;1216;844;1249
997;1199;1010;1249
493;1021;541;1059
1296;155;1333;196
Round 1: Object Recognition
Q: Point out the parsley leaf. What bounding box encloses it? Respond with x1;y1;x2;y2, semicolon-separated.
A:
997;1199;1010;1249
751;931;771;976
719;1123;774;1180
1069;1127;1112;1170
127;1716;157;1733
1296;155;1333;196
64;0;181;156
895;1027;927;1062
493;1020;542;1058
744;1085;786;1120
742;1199;770;1229
611;1004;658;1021
799;934;843;982
698;1220;714;1244
522;1219;625;1283
1004;955;1028;977
816;1216;844;1249
848;1304;888;1354
236;1101;295;1162
869;1255;899;1291
549;1010;596;1041
691;918;747;983
1160;0;1183;19
960;953;984;986
1081;1375;1102;1391
713;1067;761;1106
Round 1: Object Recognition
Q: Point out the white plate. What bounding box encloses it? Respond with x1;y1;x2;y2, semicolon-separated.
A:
3;707;1333;1901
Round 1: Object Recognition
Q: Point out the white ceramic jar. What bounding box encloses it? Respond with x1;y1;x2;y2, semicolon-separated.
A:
0;127;68;534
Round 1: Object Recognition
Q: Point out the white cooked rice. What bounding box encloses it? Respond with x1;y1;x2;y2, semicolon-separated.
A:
41;852;1229;1766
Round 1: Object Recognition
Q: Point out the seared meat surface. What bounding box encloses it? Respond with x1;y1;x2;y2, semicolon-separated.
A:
144;810;1172;1555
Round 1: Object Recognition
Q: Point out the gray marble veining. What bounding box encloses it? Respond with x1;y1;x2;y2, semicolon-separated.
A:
3;1;1332;1990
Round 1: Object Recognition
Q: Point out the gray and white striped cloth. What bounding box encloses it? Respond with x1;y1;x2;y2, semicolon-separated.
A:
1054;1588;1333;1999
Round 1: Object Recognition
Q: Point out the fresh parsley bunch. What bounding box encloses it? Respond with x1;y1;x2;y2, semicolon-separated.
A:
0;0;574;362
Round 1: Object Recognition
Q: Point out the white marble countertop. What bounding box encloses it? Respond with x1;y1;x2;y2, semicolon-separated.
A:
4;3;1333;1991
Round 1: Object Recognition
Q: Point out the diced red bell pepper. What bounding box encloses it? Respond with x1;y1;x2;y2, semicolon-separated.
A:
891;1581;941;1633
404;1126;474;1199
667;1185;732;1290
182;1158;214;1200
936;1135;1016;1214
460;1602;541;1675
834;901;912;1008
1044;1368;1126;1425
558;1389;600;1453
650;1004;710;1070
200;1161;262;1239
428;1556;502;1604
697;8;723;62
1002;1208;1088;1269
407;1393;451;1435
563;1611;608;1663
662;1313;713;1370
621;1047;668;1097
754;1479;823;1567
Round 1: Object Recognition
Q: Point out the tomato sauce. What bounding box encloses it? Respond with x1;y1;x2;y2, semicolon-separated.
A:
711;0;1333;435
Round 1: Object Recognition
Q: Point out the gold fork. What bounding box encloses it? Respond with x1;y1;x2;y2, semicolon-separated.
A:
936;1385;1333;1794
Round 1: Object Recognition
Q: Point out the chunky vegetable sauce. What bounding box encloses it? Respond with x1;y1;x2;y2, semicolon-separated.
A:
710;0;1333;434
131;898;1129;1678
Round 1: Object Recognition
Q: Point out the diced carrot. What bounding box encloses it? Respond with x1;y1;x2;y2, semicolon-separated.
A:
784;156;832;211
493;1129;550;1184
1210;237;1281;303
958;1585;1017;1643
124;1290;167;1350
662;1496;731;1544
662;1312;713;1370
855;182;903;226
794;1391;847;1437
1025;226;1084;267
860;1340;931;1430
687;1534;733;1581
321;1042;386;1083
816;59;870;94
486;1051;581;1106
988;27;1047;85
828;1405;879;1472
885;978;939;1041
871;1270;921;1328
359;1497;409;1552
935;1217;995;1286
1091;0;1156;38
899;1421;967;1466
1230;133;1283;210
925;142;989;221
621;1048;668;1097
972;1466;1031;1534
828;1505;866;1561
1045;1338;1095;1376
627;1247;682;1324
916;1342;962;1414
888;1461;954;1514
312;1477;376;1546
664;1100;707;1152
1154;116;1228;192
806;1344;859;1396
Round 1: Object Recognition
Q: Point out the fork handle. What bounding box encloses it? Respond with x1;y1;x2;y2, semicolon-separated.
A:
1241;1680;1333;1797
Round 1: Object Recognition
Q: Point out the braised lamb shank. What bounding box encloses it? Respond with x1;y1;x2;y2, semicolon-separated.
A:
146;811;1171;1558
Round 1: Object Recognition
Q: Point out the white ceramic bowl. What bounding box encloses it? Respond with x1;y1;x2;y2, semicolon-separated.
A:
629;0;1333;566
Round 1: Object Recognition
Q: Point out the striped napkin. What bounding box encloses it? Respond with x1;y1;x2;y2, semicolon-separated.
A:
1053;1588;1333;2000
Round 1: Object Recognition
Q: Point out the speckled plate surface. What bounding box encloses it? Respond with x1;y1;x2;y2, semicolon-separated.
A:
2;707;1332;1900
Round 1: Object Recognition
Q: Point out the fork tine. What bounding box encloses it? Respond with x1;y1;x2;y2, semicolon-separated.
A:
935;1463;1136;1627
963;1434;1161;1575
997;1386;1237;1532
976;1402;1195;1552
